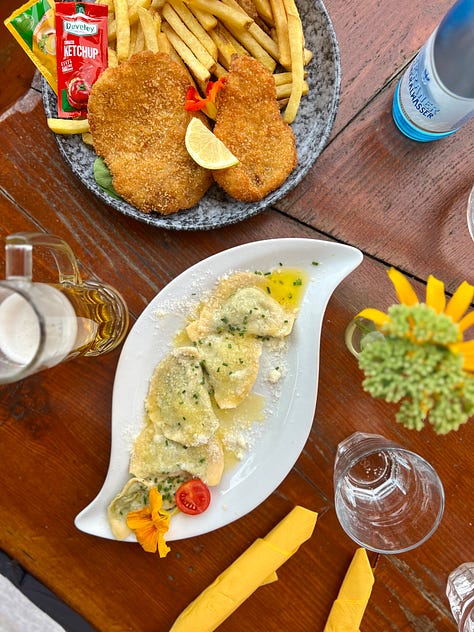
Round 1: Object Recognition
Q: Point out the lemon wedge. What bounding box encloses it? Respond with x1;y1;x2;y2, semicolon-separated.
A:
47;118;90;135
185;118;238;169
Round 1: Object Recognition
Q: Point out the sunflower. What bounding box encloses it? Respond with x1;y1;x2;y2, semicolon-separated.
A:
358;268;474;372
352;268;474;433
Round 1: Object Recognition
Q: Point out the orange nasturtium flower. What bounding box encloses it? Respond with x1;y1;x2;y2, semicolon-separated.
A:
357;268;474;372
126;487;171;557
184;76;227;120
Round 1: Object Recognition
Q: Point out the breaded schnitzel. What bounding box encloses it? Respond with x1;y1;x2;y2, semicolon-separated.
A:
87;51;213;215
212;55;297;202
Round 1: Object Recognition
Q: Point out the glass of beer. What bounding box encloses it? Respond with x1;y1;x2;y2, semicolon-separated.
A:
0;232;129;384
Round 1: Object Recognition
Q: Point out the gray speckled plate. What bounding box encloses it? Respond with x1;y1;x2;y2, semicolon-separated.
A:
42;0;340;231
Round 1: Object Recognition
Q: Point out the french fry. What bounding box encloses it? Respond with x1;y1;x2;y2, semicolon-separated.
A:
157;31;172;53
153;8;162;32
108;0;151;42
214;62;228;78
138;5;159;52
273;70;307;85
209;23;241;69
161;21;211;83
82;131;94;145
225;21;276;72
187;4;218;30
275;79;308;99
221;0;279;59
163;3;216;71
268;0;290;69
252;0;274;25
282;0;304;123
216;23;248;56
247;22;279;59
167;0;218;59
303;47;313;65
129;0;153;22
184;0;252;31
115;0;131;61
107;46;119;67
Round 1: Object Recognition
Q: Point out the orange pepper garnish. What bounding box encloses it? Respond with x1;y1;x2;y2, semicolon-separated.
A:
185;76;227;120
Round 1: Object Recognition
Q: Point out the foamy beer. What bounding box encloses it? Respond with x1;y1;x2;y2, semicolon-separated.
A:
0;232;129;384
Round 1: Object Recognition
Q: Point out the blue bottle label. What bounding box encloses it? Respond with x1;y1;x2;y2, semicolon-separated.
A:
398;32;474;133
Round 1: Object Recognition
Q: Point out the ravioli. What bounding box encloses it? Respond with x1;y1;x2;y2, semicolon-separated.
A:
107;474;188;540
130;424;224;486
145;347;219;447
186;272;296;341
107;477;153;540
197;332;263;409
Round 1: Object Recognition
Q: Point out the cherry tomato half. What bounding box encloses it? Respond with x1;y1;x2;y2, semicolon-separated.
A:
175;479;211;515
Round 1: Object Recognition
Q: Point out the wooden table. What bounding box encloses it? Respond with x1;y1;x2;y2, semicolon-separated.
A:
1;0;473;629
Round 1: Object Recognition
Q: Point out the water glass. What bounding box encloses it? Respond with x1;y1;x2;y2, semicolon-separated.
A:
468;184;474;242
447;562;474;631
334;432;445;554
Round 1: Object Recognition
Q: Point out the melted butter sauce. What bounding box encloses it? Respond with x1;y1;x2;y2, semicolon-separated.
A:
255;267;309;311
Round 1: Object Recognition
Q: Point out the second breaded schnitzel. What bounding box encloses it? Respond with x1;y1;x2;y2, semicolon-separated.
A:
212;55;297;202
88;51;213;215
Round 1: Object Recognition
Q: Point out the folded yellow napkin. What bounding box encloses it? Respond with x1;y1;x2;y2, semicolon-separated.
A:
169;505;318;632
323;548;374;632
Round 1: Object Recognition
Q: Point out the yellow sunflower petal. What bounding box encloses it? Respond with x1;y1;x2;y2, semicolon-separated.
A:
458;310;474;333
426;275;446;313
445;281;474;322
450;340;474;372
388;268;419;305
356;308;390;327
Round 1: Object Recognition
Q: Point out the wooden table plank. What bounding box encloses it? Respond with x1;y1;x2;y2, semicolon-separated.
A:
319;0;452;135
277;78;474;292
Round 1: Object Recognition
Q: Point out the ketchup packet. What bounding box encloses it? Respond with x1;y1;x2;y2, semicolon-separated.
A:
4;0;57;93
55;2;108;119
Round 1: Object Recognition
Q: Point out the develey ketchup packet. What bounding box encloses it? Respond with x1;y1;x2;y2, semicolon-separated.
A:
55;2;108;118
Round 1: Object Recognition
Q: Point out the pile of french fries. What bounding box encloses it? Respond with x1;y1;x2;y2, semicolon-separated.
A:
98;0;311;123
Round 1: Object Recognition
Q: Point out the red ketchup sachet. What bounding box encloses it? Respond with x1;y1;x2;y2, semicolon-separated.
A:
55;1;108;119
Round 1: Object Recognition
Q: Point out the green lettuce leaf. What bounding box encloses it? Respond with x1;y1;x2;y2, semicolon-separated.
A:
93;157;122;200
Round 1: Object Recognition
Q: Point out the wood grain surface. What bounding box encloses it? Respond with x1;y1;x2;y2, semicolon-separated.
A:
0;0;472;630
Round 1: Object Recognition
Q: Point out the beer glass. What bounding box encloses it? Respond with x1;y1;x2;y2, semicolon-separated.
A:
0;232;129;384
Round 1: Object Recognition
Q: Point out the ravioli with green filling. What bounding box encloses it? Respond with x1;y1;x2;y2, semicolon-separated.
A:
186;272;296;341
196;332;263;409
145;346;219;447
130;424;224;486
107;474;187;540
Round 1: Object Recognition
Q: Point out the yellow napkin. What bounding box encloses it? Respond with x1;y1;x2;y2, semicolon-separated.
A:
169;506;317;632
323;548;374;632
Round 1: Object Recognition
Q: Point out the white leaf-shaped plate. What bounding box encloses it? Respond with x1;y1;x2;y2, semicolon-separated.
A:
75;238;362;541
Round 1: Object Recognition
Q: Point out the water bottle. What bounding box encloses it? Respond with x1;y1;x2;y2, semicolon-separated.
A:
392;0;474;141
446;562;474;631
